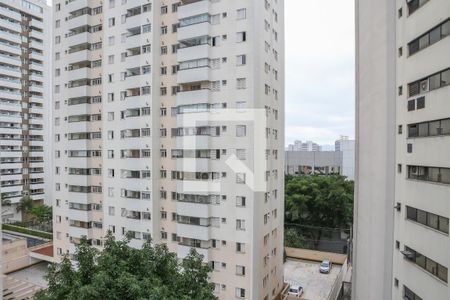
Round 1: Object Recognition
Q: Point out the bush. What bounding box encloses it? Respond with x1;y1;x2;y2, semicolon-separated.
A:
3;224;52;240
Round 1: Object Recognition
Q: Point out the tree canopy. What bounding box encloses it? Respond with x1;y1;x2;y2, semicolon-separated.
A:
16;196;33;214
30;205;52;223
35;233;216;300
284;175;354;248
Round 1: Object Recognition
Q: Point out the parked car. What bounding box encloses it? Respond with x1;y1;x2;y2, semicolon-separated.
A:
319;260;332;274
288;285;303;297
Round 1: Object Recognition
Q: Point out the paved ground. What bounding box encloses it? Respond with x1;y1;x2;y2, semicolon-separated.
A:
9;262;49;288
284;259;341;300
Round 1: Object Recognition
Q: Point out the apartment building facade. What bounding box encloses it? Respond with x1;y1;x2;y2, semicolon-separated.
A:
354;0;450;299
53;0;284;299
394;1;450;299
0;0;50;221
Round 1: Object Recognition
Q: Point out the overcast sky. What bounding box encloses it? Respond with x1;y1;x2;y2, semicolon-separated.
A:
285;0;355;146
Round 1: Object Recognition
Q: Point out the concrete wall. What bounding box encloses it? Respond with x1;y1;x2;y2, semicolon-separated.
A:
353;0;396;299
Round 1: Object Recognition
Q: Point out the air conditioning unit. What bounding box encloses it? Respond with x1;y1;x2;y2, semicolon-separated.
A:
410;166;419;176
420;79;429;93
410;166;424;177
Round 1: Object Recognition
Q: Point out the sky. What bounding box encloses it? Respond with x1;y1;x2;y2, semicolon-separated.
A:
285;0;355;146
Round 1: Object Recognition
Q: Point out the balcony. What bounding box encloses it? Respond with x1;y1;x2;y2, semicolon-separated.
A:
67;49;91;65
66;32;90;46
30;19;44;30
69;208;91;222
177;66;210;84
179;1;210;19
178;44;210;62
0;19;21;33
68;67;91;81
177;200;210;218
66;0;89;13
177;244;209;261
178;22;210;41
29;30;43;40
176;88;210;106
0;6;21;21
177;223;210;241
67;14;90;30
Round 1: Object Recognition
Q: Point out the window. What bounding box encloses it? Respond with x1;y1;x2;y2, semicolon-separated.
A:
237;8;247;20
408;19;450;56
211;14;220;25
236;196;246;207
236;242;245;253
236;125;247;137
235;288;245;298
143;3;152;12
236;265;245;276
143;24;151;33
408;165;450;185
403;245;447;282
237;78;246;89
408;117;450;138
408;67;450;97
236;149;246;160
237;55;247;66
403;286;423;300
407;0;430;15
236;173;246;184
236;31;247;42
161;6;168;14
406;206;449;234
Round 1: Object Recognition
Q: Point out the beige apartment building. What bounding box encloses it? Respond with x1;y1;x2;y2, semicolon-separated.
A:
52;0;285;299
0;0;51;221
354;0;450;299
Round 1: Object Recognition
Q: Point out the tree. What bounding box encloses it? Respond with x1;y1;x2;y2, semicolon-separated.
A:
30;205;52;223
284;227;306;248
35;233;216;300
284;175;354;247
16;196;33;214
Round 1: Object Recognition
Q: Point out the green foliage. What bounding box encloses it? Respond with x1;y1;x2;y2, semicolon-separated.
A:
284;227;306;248
2;224;52;240
285;175;354;228
30;205;53;223
284;175;354;247
16;196;33;213
35;233;216;300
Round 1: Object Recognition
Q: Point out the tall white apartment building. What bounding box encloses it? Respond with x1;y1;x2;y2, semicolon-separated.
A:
0;0;50;221
354;0;450;299
52;0;284;299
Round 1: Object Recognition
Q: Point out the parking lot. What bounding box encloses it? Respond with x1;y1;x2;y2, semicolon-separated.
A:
284;259;341;300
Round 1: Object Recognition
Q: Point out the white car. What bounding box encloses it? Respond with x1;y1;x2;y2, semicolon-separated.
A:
288;285;303;297
319;260;332;274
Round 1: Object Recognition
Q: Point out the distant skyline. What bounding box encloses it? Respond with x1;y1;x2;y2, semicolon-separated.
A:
285;0;355;146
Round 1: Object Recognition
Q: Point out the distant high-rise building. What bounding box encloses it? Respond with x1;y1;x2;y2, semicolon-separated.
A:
335;135;349;152
0;0;51;221
52;0;285;299
285;136;355;180
354;1;450;300
287;140;321;152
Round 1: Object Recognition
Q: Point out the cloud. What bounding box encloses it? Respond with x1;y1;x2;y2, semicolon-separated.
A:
285;0;355;146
